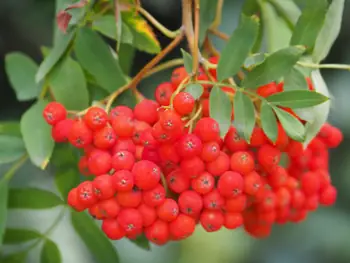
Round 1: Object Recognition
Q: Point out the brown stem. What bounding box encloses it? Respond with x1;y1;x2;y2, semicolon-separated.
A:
182;0;196;56
209;28;229;41
210;0;224;29
203;36;220;57
193;0;200;76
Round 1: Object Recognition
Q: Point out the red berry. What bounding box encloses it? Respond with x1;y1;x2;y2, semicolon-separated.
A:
116;188;142;208
200;141;220;162
155;82;174;106
224;213;243;230
301;171;321;196
257;144;281;172
83;107;108;131
169;214;196;240
200;210;224;232
109;105;133;120
93;126;117;150
138;204;157;227
166;169;190;194
111;116;134;138
77;181;98;207
145;220;170;245
159;144;180;164
67;188;86;211
290;189;306;209
157;198;179;222
68;120;93;148
143;184;166;207
88;150;112;175
176;134;203;159
111;150;135;171
203;189;225;210
319;185;337;206
51;119;74;142
159;110;183;132
78;156;91;176
267;166;288;189
180;156;205;179
92;174;115;200
102;219;125;240
178;190;203;216
224;194;247;213
173;92;195;116
275;187;291;208
111;170;134;192
171;66;188;89
132;160;161;190
244;171;262;196
191;172;215;195
117;208;143;237
217;171;244;198
230;151;255;175
206;151;230;176
134;99;160;125
193;118;220;142
249;127;267;147
43;102;67;125
257;82;279;98
224;127;248;152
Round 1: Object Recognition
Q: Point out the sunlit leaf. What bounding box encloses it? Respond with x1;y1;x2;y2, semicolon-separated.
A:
260;102;278;143
269;0;301;27
217;15;259;81
283;67;308;91
185;84;204;100
181;49;193;74
5;52;40;101
199;0;217;45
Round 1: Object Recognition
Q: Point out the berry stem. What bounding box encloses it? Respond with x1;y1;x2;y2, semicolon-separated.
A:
160;173;169;196
297;61;350;71
210;0;224;30
185;103;203;128
143;58;184;79
192;0;200;76
170;75;191;108
209;28;229;41
137;6;182;39
182;0;196;57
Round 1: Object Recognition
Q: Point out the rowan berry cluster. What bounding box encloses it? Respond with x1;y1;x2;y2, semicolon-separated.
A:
42;59;342;244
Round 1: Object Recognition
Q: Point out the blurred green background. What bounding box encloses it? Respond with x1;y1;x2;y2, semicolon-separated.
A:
1;0;350;263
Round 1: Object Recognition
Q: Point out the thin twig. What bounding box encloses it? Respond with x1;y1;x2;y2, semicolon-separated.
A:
209;28;229;41
193;0;200;76
297;61;350;71
182;0;196;56
210;0;224;29
143;58;184;79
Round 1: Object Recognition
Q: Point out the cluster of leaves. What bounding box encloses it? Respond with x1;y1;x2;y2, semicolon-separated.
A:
0;0;345;262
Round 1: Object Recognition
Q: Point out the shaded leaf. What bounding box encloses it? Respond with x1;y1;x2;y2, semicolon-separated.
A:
8;188;64;209
199;0;217;45
41;239;61;263
119;44;136;75
242;46;305;88
5;52;40;101
122;11;161;54
74;27;127;93
290;1;328;50
130;234;151;251
217;15;259;81
20;100;54;169
0;180;8;247
242;0;260;15
48;56;89;111
92;15;133;44
233;91;256;143
3;228;41;244
209;86;232;137
1;252;27;263
181;49;193;74
295;70;331;147
269;0;301;27
0;136;26;164
267;90;328;108
273;107;305;142
283;67;308;91
313;0;345;62
260;102;278;143
36;29;76;83
259;0;293;53
184;84;204;100
114;89;137;108
0;122;21;137
71;211;120;263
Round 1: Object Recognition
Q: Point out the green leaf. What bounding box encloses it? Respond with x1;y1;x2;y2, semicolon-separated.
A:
48;56;89;111
269;0;301;27
122;12;161;54
0;136;26;164
3;228;41;244
130;234;151;251
273;107;305;142
242;0;260;15
181;49;193;74
55;169;79;202
259;0;293;52
242;46;305;88
71;211;120;263
260;102;278;143
0;122;21;137
5;52;40;101
114;89;137;108
0;180;9;247
266;90;329;108
36;29;76;83
41;239;61;263
243;53;266;69
290;1;328;50
199;0;217;45
233;91;256;143
295;70;330;147
283;67;308;91
209;86;232;138
20;100;54;169
217;15;259;81
8;188;64;209
92;15;133;44
74;27;127;93
313;0;345;62
1;252;27;263
184;84;204;100
119;44;136;75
